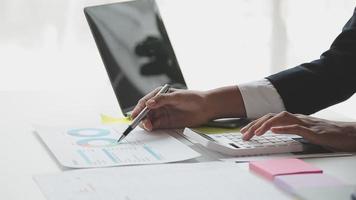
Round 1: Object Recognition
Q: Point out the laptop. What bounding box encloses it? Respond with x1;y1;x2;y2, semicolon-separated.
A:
84;0;187;116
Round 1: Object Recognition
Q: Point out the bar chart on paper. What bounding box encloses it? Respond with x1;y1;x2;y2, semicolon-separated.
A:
35;125;199;168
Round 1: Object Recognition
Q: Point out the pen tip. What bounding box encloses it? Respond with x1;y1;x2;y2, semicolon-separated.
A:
117;134;125;143
117;126;133;143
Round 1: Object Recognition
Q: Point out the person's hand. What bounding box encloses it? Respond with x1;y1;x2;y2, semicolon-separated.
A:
131;85;247;131
131;86;246;131
131;87;213;131
240;111;356;152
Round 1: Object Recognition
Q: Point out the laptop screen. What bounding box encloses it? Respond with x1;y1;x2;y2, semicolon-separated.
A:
84;0;187;115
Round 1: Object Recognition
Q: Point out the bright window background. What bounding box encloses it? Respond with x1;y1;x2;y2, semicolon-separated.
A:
0;0;355;117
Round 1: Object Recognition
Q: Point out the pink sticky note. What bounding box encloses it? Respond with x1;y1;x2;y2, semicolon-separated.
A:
274;173;348;194
249;158;322;180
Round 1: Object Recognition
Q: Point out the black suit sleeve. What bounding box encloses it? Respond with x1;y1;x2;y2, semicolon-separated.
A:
266;7;356;115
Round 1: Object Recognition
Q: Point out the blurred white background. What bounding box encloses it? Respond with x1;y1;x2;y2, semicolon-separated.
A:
0;0;355;117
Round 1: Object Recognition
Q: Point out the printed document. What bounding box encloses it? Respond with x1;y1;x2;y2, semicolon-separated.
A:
35;125;200;168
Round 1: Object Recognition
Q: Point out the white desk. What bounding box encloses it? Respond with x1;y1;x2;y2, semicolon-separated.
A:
0;91;355;200
1;0;355;198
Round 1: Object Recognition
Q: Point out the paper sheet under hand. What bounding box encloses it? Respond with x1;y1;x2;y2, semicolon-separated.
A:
35;124;200;168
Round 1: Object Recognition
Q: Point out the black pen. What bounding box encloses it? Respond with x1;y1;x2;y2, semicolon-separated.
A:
117;84;171;143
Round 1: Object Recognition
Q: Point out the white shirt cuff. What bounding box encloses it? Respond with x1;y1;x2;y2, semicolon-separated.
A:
238;79;286;119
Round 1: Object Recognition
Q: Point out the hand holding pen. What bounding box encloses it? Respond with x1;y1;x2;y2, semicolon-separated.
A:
118;84;171;143
130;85;216;132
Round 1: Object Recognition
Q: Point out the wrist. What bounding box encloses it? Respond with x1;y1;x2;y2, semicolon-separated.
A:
340;122;356;133
204;86;246;120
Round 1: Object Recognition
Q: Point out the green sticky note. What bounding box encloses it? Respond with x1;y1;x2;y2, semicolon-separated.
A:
191;126;241;134
100;114;241;135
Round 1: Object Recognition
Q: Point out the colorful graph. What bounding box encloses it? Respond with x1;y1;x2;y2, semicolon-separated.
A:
68;128;118;148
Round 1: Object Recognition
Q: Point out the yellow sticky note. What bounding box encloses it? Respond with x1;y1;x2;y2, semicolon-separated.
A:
100;114;132;125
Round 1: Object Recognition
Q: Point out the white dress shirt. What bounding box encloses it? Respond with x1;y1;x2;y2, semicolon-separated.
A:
238;79;286;119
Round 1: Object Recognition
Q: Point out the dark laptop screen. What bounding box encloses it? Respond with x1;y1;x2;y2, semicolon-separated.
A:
84;0;187;115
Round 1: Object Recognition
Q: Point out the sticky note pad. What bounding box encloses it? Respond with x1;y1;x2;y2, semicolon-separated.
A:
100;114;131;125
296;185;356;200
274;173;348;194
249;158;322;180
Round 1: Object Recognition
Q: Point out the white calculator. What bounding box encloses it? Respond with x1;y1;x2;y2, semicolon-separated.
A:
183;128;303;156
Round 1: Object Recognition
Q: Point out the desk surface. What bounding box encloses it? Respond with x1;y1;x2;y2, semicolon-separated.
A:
0;91;355;200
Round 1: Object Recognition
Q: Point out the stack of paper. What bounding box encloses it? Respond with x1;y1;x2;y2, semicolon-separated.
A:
34;162;291;200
